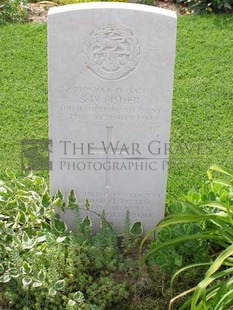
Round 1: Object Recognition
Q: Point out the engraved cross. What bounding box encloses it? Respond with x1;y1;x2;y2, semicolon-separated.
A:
92;126;122;189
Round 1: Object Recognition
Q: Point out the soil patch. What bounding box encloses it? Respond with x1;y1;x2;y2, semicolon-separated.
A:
27;1;185;23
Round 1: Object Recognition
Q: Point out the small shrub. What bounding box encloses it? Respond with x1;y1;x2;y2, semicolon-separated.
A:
177;0;233;14
140;164;233;309
0;0;28;24
0;170;141;309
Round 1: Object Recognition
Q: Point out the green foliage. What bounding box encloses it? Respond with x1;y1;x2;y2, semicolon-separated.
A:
177;0;233;14
139;0;232;13
54;0;127;5
0;171;142;309
140;165;233;309
148;221;210;274
0;0;28;24
0;170;67;286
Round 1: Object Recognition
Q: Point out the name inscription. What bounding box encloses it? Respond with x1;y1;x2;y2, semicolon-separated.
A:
55;86;161;123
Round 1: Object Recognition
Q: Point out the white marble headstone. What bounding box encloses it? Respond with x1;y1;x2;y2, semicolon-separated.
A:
48;3;177;234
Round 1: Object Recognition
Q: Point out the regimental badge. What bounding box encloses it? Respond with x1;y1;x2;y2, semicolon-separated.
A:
84;25;140;80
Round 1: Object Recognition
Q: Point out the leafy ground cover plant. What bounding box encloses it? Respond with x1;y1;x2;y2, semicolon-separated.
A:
176;0;233;14
140;164;233;309
0;171;143;309
0;0;28;24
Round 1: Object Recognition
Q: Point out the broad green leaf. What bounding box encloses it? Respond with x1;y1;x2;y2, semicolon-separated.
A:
40;242;47;251
73;291;84;302
130;222;143;237
32;281;42;288
42;192;51;207
6;168;15;179
41;221;51;231
56;236;66;243
31;203;41;214
31;191;40;200
54;279;65;290
22;277;32;287
0;187;7;194
54;218;67;233
85;199;90;210
22;236;37;250
37;235;47;243
0;264;4;273
0;243;6;258
81;216;92;229
68;189;76;205
12;235;21;246
55;189;63;200
49;288;57;296
0;273;11;283
23;262;32;274
18;210;27;225
38;270;46;282
38;206;46;217
9;268;19;278
68;300;76;306
22;232;30;243
53;198;63;207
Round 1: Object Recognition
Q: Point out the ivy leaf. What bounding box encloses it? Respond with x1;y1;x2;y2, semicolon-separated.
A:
41;221;51;232
18;210;27;225
22;277;32;287
81;216;92;230
22;231;30;243
130;222;143;237
0;264;4;273
49;288;57;296
54;279;65;290
85;199;91;211
53;198;63;207
22;262;32;274
42;192;51;208
54;218;67;233
0;243;6;258
31;203;41;214
37;235;47;243
6;168;15;179
22;234;37;250
56;236;66;243
40;242;47;251
68;189;76;206
31;191;40;200
68;300;76;306
56;189;64;200
0;187;7;194
73;291;85;303
38;270;46;282
0;273;11;283
33;281;42;288
9;268;19;278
